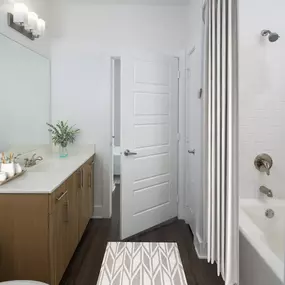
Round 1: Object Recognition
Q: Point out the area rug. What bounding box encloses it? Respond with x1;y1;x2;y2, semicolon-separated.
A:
97;242;187;285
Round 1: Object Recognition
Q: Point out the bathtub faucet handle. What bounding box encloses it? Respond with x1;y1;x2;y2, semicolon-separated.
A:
254;154;273;176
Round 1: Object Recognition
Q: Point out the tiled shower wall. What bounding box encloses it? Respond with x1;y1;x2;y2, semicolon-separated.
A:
239;0;285;198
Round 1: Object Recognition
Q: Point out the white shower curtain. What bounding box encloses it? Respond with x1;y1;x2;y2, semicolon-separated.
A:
203;0;239;284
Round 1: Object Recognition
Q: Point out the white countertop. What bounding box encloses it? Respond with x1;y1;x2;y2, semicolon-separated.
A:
0;145;95;194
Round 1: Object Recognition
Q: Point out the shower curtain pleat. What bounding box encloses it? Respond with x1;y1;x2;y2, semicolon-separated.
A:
220;0;227;279
210;0;216;265
216;0;221;275
204;0;239;284
206;0;213;264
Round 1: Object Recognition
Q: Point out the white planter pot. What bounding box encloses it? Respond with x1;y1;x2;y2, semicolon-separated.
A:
15;163;22;174
1;163;15;178
0;172;7;182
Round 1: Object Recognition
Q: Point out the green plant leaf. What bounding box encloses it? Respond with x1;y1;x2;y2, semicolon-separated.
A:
46;121;80;147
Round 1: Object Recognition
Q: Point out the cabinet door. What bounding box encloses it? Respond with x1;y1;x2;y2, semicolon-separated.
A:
88;158;95;217
50;184;69;285
66;173;79;261
78;167;89;238
78;157;95;240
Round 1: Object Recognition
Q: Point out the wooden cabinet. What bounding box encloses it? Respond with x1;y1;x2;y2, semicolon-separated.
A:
0;155;95;285
78;166;88;238
66;174;79;260
78;157;95;239
88;158;95;217
50;184;69;285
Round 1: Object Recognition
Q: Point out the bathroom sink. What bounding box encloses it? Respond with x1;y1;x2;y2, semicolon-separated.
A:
27;162;55;172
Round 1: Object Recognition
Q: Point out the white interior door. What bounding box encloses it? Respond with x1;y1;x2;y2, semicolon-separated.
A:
185;50;202;233
120;53;179;239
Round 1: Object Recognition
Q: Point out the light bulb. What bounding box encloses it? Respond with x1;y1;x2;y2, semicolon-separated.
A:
25;12;38;31
13;3;28;24
37;19;46;36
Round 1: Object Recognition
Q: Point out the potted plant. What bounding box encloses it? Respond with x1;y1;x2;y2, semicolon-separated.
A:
47;121;80;158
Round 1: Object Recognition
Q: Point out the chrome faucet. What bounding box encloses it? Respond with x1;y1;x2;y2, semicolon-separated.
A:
260;159;271;176
259;186;273;198
254;154;273;176
24;153;43;167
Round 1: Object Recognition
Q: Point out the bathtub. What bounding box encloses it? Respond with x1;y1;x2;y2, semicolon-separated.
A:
239;198;284;285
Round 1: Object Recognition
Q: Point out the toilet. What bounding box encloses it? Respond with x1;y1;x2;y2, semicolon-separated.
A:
0;280;48;285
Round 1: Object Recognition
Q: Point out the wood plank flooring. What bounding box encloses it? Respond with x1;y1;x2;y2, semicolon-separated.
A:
60;219;224;285
60;185;224;285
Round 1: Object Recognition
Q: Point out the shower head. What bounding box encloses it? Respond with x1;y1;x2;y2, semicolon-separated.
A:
261;30;280;42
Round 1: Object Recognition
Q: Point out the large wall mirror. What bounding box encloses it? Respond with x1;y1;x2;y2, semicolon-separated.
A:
0;33;50;153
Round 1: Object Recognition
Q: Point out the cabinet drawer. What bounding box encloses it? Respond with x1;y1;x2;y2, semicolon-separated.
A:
49;183;67;214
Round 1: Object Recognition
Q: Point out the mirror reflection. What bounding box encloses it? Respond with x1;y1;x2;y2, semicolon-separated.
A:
0;33;50;153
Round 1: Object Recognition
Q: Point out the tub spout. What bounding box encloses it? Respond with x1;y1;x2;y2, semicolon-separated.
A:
259;186;273;198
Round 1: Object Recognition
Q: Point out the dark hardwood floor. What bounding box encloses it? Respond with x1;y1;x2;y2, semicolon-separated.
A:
60;186;224;285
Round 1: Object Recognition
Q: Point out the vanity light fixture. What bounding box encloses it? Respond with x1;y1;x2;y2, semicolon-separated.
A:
7;3;46;41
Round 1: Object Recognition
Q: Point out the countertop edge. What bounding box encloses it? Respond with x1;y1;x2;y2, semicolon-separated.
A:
0;151;95;195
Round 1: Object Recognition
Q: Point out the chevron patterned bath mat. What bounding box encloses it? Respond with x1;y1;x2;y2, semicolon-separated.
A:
97;242;187;285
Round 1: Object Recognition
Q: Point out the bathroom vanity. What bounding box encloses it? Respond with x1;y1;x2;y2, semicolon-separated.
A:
0;148;95;285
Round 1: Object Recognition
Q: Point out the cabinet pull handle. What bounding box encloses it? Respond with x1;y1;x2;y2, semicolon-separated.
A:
77;170;81;189
81;169;83;189
56;190;68;201
64;200;69;222
89;173;91;188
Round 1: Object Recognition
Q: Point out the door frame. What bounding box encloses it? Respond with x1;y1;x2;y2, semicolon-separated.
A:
108;52;186;226
109;56;121;219
184;47;196;230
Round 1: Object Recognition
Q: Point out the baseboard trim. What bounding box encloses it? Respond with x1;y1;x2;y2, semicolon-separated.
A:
93;205;104;218
194;235;207;259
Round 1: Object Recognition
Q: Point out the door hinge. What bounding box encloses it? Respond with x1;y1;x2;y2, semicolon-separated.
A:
177;70;181;79
177;133;181;141
176;195;179;204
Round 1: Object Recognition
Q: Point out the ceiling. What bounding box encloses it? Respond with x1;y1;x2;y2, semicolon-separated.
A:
74;0;190;5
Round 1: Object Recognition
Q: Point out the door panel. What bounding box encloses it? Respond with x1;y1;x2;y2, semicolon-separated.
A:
133;182;170;214
121;53;178;239
185;51;202;231
134;153;169;181
134;125;169;148
134;93;169;115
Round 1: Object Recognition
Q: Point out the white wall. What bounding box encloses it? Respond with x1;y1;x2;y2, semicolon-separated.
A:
239;0;285;199
0;0;51;57
51;3;188;218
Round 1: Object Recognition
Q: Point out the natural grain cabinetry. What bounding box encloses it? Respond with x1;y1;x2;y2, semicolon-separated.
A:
0;155;95;285
88;157;95;218
78;165;88;238
66;174;79;260
78;157;94;239
50;184;69;285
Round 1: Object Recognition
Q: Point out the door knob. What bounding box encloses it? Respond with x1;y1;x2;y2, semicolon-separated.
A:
188;149;196;155
124;149;137;156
